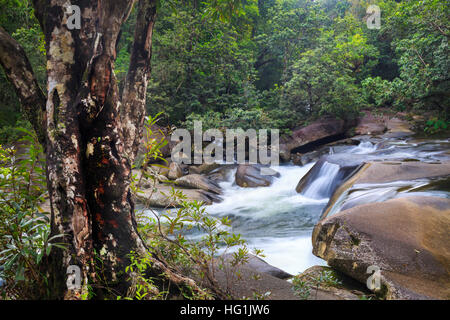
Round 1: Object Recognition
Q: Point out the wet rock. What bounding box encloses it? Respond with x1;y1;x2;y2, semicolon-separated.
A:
349;161;450;185
355;112;387;136
136;185;222;208
292;153;303;166
175;174;222;195
235;164;280;188
281;117;349;154
295;154;365;197
312;196;450;300
279;144;291;162
207;164;236;183
299;149;329;166
168;162;183;180
219;253;293;280
189;162;221;175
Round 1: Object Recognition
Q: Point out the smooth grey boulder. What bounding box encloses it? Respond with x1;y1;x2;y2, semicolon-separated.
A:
175;174;222;195
235;164;280;188
312;196;450;300
168;162;183;180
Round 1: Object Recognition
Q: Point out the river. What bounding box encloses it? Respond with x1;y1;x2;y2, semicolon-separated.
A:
147;136;450;276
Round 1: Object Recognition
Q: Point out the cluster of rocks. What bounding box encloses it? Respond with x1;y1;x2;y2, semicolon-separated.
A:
135;161;284;208
295;116;450;300
135;113;450;300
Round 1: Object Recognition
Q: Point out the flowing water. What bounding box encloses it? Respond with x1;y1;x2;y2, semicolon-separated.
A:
147;137;450;276
204;140;388;275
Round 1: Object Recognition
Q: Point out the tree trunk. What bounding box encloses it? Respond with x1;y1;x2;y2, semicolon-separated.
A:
0;0;201;299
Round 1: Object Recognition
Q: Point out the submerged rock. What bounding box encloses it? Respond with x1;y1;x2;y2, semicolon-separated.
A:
235;164;280;188
312;196;450;300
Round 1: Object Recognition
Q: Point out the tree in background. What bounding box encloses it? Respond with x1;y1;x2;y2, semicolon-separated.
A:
281;8;378;120
0;0;46;143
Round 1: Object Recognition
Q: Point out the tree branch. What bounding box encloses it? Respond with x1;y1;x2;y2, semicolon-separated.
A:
121;0;158;163
0;26;47;146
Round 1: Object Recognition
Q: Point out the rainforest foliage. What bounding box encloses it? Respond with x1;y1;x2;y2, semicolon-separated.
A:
0;0;448;140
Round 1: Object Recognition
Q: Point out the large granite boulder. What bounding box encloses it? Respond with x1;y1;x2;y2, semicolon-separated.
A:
219;253;292;280
281;117;350;154
354;112;387;136
312;196;450;300
235;164;280;188
295;265;371;300
198;256;357;300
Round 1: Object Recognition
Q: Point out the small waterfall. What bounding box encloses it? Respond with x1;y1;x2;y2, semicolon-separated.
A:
302;161;341;199
350;141;377;154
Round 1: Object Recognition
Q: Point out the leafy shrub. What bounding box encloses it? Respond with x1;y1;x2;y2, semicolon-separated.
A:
0;129;65;299
423;117;449;135
292;269;343;300
362;76;395;108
